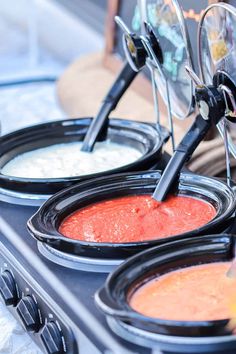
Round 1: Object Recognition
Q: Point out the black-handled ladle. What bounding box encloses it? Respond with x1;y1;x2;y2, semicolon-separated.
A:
81;17;147;152
81;62;137;152
152;66;231;201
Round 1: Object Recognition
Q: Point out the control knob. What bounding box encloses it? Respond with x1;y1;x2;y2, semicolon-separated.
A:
40;321;64;354
0;270;18;306
16;295;41;332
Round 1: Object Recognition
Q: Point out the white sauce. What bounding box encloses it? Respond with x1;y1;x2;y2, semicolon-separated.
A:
2;141;142;178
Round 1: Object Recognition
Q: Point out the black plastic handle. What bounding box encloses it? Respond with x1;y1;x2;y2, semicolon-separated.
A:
81;62;137;152
152;114;211;201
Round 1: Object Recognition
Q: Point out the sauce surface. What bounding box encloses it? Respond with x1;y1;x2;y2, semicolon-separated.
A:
2;141;142;178
59;195;216;243
129;262;236;321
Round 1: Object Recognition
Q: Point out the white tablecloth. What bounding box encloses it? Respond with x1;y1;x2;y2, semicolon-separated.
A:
0;302;42;354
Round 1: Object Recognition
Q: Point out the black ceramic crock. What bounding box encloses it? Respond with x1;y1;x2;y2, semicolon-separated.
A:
0;117;168;195
27;171;236;259
95;234;236;338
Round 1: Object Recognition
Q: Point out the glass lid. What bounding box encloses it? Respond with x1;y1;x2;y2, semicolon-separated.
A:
139;0;194;119
198;3;236;160
198;3;236;87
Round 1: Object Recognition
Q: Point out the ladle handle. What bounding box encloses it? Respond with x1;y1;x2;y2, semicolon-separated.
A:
152;114;211;201
81;62;137;152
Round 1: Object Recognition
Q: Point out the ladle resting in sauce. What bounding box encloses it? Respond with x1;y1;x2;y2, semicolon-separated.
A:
59;195;216;243
129;262;236;321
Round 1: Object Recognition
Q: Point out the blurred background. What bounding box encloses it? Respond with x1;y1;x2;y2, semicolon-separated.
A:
0;0;104;134
0;0;213;136
0;0;104;77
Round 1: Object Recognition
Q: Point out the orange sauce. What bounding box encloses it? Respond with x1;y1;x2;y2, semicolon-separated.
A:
129;262;236;321
59;195;216;243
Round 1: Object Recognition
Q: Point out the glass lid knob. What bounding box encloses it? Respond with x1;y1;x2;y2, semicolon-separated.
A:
115;16;147;72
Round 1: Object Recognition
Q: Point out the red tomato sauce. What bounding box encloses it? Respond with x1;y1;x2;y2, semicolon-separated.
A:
59;194;216;243
129;262;236;321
